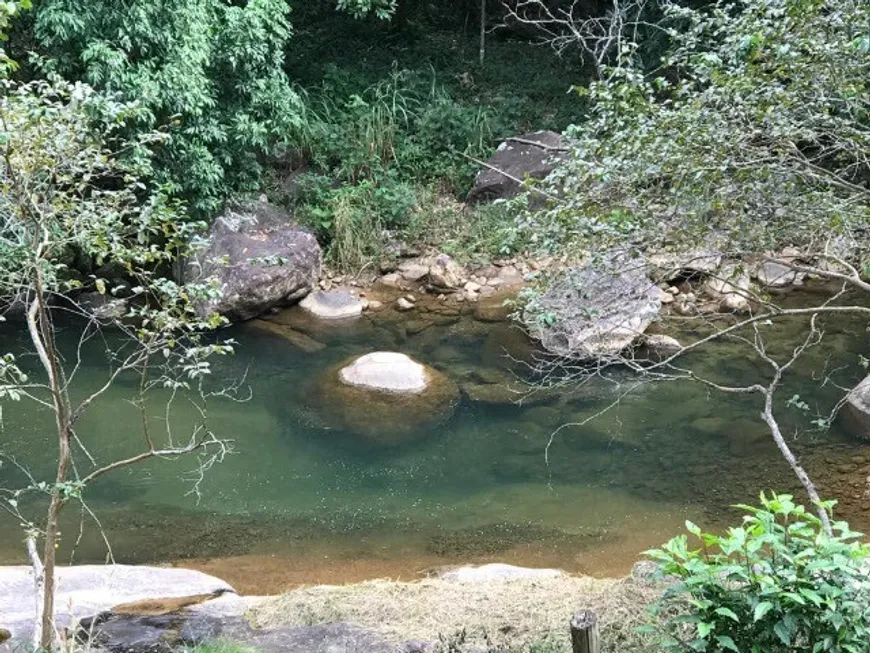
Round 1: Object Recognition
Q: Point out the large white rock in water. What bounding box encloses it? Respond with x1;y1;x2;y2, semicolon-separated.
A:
315;352;459;445
524;260;661;359
340;352;428;392
299;288;363;320
843;375;870;441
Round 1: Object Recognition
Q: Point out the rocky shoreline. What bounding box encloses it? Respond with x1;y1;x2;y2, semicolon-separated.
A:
0;563;663;653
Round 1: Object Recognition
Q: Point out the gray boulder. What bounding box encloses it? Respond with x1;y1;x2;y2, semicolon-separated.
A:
185;201;321;321
755;260;804;288
843;375;870;441
467;131;565;203
524;261;661;359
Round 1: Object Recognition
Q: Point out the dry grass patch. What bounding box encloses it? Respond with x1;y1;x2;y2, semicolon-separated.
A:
248;574;663;652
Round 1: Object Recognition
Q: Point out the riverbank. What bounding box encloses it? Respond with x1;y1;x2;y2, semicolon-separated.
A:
0;563;666;653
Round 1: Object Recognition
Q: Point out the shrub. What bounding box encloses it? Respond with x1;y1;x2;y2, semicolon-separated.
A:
645;493;870;652
29;0;300;217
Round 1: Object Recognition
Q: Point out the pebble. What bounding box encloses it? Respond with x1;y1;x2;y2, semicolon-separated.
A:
396;298;415;311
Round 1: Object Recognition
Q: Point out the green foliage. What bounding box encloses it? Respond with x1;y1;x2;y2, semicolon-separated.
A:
522;0;870;265
0;0;28;74
336;0;397;20
646;493;870;652
295;68;494;192
276;68;503;270
0;76;229;387
29;0;300;217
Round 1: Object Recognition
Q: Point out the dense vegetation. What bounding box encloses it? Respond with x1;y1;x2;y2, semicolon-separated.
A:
1;0;870;651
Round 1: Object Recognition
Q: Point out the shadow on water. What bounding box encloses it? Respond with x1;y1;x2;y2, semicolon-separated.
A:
1;292;869;592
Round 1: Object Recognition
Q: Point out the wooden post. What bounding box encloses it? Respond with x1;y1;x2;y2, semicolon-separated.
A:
570;610;601;653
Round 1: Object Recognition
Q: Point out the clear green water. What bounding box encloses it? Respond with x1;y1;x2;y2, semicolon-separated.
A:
1;296;868;592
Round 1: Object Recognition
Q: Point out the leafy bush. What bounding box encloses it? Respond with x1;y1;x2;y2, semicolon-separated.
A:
521;0;870;262
29;0;300;217
645;493;870;652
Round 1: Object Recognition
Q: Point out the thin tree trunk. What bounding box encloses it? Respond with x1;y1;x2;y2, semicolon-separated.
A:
479;0;486;65
26;535;44;652
26;279;73;651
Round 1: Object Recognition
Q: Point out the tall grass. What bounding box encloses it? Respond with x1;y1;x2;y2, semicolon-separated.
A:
280;68;499;272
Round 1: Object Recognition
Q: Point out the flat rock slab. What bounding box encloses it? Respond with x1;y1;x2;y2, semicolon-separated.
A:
299;289;364;320
438;563;565;582
0;565;233;650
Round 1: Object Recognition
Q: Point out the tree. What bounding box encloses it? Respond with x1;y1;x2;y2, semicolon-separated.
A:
512;0;870;531
0;78;236;650
26;0;301;217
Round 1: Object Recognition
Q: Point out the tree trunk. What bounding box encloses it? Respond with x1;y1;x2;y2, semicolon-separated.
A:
26;281;73;651
479;0;486;65
26;536;45;652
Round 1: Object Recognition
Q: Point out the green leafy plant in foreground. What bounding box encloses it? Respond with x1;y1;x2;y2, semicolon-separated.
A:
645;493;870;652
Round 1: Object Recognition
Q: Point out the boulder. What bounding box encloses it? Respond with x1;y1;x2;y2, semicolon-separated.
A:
428;254;465;290
755;260;804;288
75;291;128;321
184;201;321;321
705;264;751;312
843;375;870;441
314;352;459;445
299;289;363;320
0;565;233;650
524;261;661;359
467;131;566;203
473;289;517;323
648;249;723;281
640;334;683;360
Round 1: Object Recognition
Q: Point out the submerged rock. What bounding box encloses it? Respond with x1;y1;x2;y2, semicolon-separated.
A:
843;375;870;441
474;289;517;323
315;352;459;445
184;201;321;321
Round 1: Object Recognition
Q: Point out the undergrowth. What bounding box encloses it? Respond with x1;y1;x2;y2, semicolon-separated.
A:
264;13;583;273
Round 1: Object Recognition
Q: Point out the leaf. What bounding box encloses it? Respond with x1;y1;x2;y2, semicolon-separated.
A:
773;620;793;646
95;278;106;295
697;622;714;639
753;601;774;622
716;635;740;652
715;607;740;622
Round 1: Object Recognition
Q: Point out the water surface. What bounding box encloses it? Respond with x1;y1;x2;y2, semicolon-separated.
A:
1;292;868;593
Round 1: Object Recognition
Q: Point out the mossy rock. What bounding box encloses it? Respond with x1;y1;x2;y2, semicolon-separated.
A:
314;352;459;445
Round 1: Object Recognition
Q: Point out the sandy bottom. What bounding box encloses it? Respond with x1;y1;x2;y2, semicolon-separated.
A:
171;521;683;595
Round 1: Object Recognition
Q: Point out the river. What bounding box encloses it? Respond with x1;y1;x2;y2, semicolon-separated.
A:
0;290;868;594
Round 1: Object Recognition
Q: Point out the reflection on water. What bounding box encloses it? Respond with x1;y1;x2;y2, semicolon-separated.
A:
0;294;868;593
